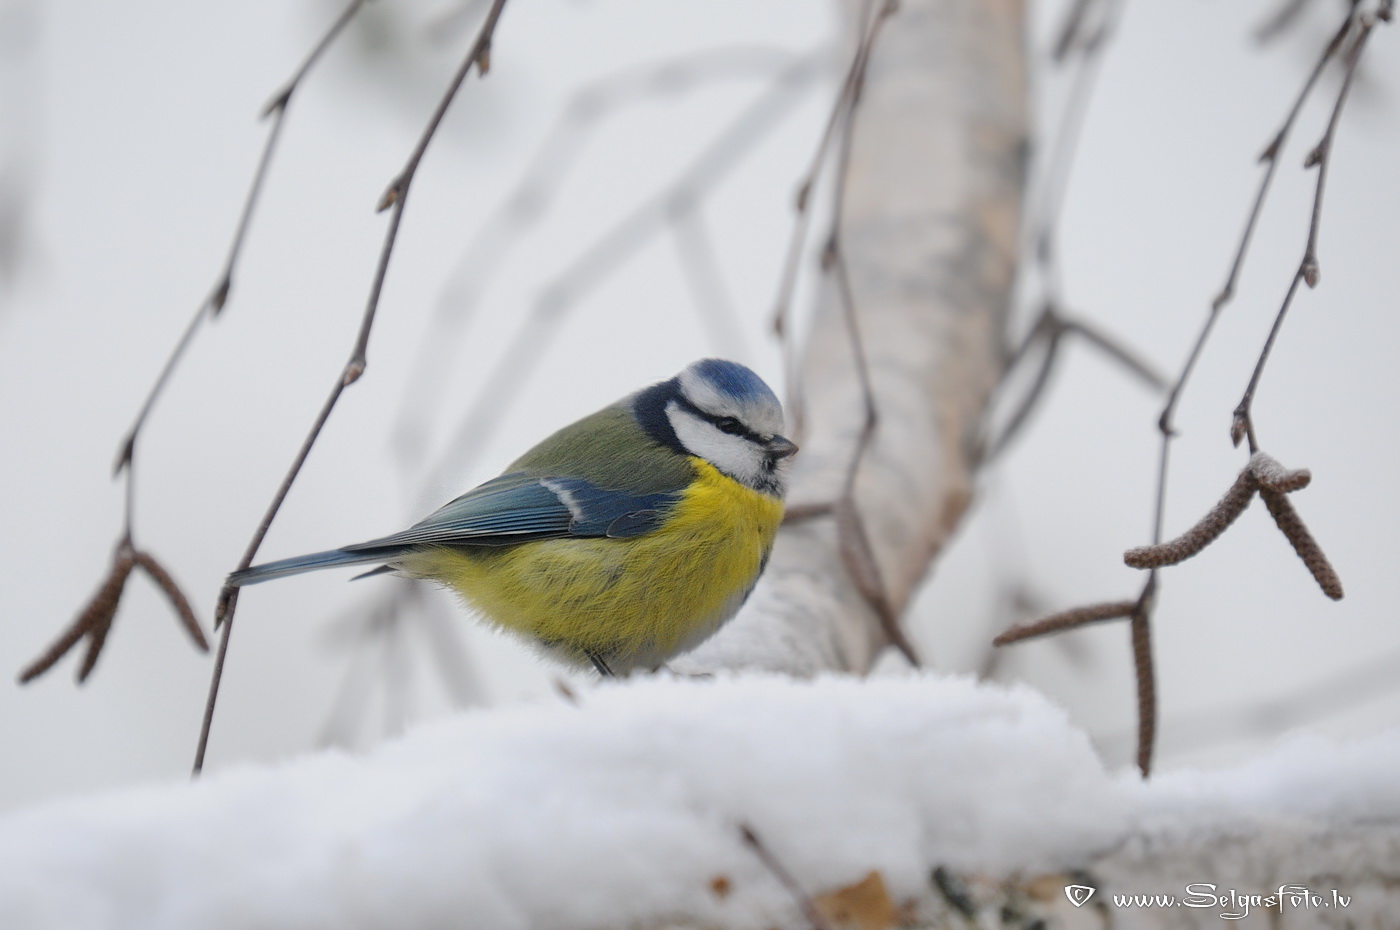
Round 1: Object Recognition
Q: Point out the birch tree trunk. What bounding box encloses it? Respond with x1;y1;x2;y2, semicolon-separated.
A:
677;0;1027;674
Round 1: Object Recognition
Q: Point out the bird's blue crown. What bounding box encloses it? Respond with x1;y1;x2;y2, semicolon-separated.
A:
689;358;779;407
631;359;781;455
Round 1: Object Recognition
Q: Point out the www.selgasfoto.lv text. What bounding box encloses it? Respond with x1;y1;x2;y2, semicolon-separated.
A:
1111;884;1350;919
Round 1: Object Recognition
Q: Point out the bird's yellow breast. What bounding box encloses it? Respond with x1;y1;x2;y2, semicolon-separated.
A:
400;459;783;671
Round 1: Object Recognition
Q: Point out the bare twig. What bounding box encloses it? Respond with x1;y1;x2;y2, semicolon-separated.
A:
1155;7;1355;465
1254;0;1320;44
1102;643;1400;756
781;501;834;524
828;245;918;664
195;0;511;776
553;678;580;706
392;45;804;461
414;53;820;498
1033;0;1123;284
769;0;888;439
1051;0;1100;62
992;600;1135;646
1002;451;1337;772
1060;318;1169;392
317;50;824;737
739;823;836;930
21;0;368;692
670;207;748;360
988;0;1377;780
114;0;370;485
318;586;479;747
1117;0;1367;774
819;0;919;666
1231;7;1375;450
982;303;1166;462
983;313;1065;462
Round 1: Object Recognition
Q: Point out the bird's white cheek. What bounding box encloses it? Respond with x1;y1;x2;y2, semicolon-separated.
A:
666;407;766;488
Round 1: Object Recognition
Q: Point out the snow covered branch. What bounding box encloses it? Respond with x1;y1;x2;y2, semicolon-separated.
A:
2;674;1395;929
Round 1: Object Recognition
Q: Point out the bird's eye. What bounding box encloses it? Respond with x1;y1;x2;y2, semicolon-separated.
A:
715;416;744;435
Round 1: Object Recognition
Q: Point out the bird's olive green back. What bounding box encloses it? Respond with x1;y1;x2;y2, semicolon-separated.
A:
508;400;694;494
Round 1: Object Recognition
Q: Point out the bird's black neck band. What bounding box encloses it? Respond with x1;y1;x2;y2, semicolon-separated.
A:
631;378;688;456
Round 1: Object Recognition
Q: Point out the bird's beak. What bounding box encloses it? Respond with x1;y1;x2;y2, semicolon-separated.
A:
765;435;799;459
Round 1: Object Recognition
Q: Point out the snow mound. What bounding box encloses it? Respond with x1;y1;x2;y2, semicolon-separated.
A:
0;673;1393;929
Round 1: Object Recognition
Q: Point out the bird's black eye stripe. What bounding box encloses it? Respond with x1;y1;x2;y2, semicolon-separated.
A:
709;413;761;442
673;392;763;442
715;416;744;435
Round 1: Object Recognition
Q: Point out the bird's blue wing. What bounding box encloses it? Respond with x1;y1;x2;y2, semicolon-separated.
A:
344;474;681;551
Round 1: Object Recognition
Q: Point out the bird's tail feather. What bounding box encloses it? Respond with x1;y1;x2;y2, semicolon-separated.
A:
227;548;401;587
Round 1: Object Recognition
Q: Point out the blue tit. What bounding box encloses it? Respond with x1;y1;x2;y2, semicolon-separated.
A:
228;359;798;676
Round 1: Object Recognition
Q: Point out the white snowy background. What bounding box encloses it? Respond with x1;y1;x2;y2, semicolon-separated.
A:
1;0;1398;917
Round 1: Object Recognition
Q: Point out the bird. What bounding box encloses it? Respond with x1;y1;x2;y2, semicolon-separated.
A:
228;359;797;676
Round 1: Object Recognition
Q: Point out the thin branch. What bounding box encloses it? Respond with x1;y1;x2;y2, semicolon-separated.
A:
412;54;820;499
992;600;1135;646
391;46;803;462
113;0;369;487
1102;642;1400;756
771;0;890;441
1032;0;1122;285
1254;0;1320;44
982;303;1166;462
1231;9;1375;450
990;0;1379;780
1060;318;1169;392
1051;0;1100;62
829;248;919;664
318;586;480;747
195;0;511;776
738;824;836;930
1161;6;1354;453
669;206;749;359
819;0;919;666
984;318;1063;461
20;0;367;694
1092;1;1371;776
781;501;834;524
769;0;884;330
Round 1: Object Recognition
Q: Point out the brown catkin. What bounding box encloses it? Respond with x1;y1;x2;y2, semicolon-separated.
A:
1259;489;1344;600
134;551;208;651
20;552;136;684
1125;470;1256;569
1248;451;1312;493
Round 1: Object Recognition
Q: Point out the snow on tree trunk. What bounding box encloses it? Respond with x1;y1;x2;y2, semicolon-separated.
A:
675;0;1026;675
